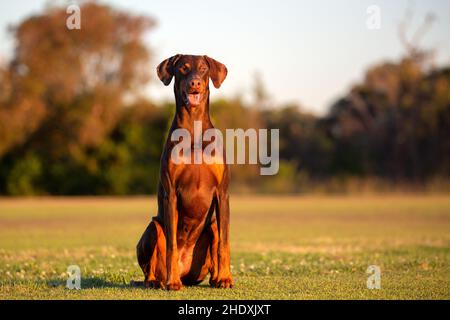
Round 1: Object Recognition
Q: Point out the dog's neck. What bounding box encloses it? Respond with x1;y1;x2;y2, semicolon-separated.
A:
171;87;213;136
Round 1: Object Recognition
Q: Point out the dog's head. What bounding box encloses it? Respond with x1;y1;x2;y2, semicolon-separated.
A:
157;54;227;107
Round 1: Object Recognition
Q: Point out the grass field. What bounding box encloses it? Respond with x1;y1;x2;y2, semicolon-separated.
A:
0;195;449;300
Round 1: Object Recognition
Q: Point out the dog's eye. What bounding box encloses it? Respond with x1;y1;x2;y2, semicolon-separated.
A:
179;65;190;74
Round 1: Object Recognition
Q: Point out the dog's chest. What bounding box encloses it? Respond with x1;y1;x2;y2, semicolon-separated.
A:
171;161;222;213
170;156;224;188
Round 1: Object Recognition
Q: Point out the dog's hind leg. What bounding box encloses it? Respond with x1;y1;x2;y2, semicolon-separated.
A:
208;219;219;286
135;218;166;289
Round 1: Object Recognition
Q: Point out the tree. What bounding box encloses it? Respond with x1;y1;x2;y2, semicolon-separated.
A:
0;3;155;194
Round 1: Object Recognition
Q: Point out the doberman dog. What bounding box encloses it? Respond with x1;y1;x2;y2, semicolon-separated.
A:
134;55;232;290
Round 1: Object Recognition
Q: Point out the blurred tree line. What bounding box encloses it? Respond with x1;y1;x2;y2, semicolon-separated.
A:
0;3;449;195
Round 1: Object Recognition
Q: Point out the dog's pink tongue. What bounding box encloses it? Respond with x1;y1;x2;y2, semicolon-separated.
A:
188;94;201;105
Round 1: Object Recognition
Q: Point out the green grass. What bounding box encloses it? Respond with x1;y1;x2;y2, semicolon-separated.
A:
0;195;449;299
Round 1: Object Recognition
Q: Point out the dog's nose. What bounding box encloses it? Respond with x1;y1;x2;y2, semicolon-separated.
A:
190;78;202;90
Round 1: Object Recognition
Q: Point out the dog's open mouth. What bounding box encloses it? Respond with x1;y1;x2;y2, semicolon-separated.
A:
183;91;202;106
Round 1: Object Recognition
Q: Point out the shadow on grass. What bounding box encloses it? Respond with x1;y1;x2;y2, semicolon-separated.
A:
47;277;131;289
46;277;214;290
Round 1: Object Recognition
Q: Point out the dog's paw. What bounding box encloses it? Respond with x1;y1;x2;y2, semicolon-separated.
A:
211;277;233;289
166;280;183;291
145;280;164;289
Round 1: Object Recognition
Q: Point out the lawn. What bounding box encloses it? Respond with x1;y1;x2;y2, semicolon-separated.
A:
0;195;449;299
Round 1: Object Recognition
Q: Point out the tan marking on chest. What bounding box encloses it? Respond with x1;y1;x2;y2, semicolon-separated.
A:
169;153;224;183
209;161;224;185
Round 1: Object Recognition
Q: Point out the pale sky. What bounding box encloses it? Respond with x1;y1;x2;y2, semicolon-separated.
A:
0;0;449;114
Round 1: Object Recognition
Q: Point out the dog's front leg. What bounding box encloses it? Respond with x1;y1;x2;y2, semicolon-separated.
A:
163;190;182;290
213;188;233;288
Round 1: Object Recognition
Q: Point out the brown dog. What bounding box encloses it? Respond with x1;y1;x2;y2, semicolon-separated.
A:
135;54;232;290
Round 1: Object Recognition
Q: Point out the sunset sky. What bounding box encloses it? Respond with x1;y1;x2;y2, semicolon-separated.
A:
1;0;449;114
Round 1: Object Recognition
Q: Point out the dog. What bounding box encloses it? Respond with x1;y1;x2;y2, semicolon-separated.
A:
134;54;232;290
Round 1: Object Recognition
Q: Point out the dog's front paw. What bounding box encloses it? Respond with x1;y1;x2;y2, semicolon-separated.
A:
166;280;183;291
211;277;233;289
145;280;164;289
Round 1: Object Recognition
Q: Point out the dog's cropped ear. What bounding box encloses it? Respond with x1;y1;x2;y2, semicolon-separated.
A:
204;56;228;89
157;54;182;86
